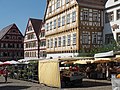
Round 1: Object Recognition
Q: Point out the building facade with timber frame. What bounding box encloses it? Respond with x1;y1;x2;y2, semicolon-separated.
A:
44;0;107;58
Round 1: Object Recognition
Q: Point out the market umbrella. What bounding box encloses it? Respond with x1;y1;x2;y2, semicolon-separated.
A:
0;61;3;66
0;61;3;65
18;61;30;64
61;61;74;64
3;61;12;65
93;59;111;63
113;57;120;62
10;60;19;64
74;60;94;64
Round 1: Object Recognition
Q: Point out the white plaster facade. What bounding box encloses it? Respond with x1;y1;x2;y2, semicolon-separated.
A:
104;0;120;43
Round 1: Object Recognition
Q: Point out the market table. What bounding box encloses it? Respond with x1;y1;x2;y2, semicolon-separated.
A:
111;75;120;90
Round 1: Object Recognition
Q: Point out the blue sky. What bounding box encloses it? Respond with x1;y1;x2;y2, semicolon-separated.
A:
0;0;46;34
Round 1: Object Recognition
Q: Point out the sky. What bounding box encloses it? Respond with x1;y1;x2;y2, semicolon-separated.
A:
0;0;46;34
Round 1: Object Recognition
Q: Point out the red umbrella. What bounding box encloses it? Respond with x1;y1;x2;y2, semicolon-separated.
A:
0;61;11;66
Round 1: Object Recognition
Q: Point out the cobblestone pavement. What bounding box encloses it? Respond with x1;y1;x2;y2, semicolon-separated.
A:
0;76;112;90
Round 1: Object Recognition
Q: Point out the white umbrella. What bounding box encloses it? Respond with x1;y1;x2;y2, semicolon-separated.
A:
18;59;28;62
18;58;43;62
74;60;94;64
10;60;19;64
24;61;30;64
0;61;3;64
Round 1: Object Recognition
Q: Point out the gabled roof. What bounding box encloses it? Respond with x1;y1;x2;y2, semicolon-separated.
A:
76;0;107;8
0;24;14;39
44;0;108;20
30;18;43;37
0;23;23;40
25;18;43;39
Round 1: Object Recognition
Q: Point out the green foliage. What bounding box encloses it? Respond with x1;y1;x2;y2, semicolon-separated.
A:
78;40;120;57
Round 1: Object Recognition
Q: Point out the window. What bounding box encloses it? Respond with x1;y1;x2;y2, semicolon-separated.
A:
56;0;60;9
72;11;76;22
92;33;97;44
93;12;99;21
50;39;53;48
83;11;89;20
109;12;114;22
49;6;52;13
40;41;46;47
117;33;120;42
67;35;71;46
47;40;50;48
62;16;65;26
1;43;3;48
12;29;16;33
82;34;89;44
40;32;45;37
54;38;57;47
63;36;66;46
67;14;70;24
66;0;69;4
32;42;36;47
117;9;120;20
6;43;9;48
27;33;34;39
28;26;32;31
50;21;52;30
105;12;114;23
54;20;56;29
58;17;61;27
18;37;22;40
58;37;61;47
46;23;49;31
5;36;9;39
105;34;114;44
73;33;76;45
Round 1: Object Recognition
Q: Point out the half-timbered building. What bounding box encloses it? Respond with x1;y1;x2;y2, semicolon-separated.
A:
24;18;46;59
44;0;107;58
39;23;47;58
0;24;24;61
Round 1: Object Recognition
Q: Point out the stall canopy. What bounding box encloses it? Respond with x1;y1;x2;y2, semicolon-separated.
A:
38;57;79;88
74;60;94;64
94;51;114;58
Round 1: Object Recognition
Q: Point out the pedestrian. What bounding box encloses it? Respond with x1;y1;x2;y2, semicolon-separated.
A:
86;66;91;78
102;65;106;79
3;67;9;83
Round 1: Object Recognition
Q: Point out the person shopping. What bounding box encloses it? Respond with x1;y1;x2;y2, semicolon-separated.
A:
3;67;9;83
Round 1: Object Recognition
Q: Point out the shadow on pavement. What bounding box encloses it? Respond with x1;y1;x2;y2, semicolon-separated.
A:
81;80;111;88
0;82;12;84
63;80;111;89
0;86;30;90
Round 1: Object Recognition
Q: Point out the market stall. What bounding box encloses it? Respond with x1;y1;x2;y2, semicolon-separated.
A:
111;74;120;90
38;57;85;88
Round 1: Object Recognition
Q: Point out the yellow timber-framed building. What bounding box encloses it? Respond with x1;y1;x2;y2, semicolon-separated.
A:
44;0;107;58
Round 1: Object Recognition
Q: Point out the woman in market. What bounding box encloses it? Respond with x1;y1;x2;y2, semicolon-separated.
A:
3;67;9;83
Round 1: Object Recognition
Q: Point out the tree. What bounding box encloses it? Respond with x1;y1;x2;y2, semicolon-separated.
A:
78;40;120;57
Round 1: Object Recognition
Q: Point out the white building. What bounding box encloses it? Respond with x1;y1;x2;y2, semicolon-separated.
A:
24;18;46;59
104;0;120;44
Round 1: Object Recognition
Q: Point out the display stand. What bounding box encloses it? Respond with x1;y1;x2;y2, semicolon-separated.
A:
111;74;120;90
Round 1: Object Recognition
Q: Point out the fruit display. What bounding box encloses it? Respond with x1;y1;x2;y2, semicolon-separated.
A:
116;74;120;78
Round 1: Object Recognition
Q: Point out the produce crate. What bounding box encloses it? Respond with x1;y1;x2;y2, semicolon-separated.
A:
111;74;120;90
